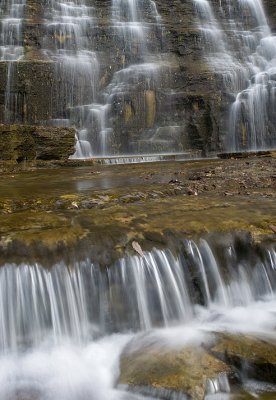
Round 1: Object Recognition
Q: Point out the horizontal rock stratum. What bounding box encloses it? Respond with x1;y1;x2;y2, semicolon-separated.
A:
0;124;76;161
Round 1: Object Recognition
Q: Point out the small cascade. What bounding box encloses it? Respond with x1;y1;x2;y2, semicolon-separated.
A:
0;236;275;400
0;0;26;122
43;0;100;156
42;0;177;157
0;238;275;353
73;0;172;157
194;0;276;151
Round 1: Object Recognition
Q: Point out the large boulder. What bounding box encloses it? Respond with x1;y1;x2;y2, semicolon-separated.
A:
0;124;76;161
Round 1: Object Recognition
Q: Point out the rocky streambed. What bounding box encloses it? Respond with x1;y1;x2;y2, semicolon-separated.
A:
0;153;275;400
0;152;275;266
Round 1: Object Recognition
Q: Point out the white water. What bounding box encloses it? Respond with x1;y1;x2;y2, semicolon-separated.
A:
73;0;169;157
0;0;26;123
0;238;275;399
41;0;176;157
194;0;276;151
44;0;99;156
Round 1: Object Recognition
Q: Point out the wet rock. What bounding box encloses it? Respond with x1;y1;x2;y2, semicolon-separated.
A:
119;331;276;400
208;333;276;384
0;124;75;161
119;334;232;400
187;187;198;195
80;200;96;209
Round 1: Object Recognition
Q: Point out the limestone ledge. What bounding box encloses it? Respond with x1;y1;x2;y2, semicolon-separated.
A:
0;155;275;267
0;124;76;161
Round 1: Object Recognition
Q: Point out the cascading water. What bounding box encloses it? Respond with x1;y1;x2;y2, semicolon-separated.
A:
0;0;26;123
43;0;99;157
42;0;177;157
194;0;276;151
0;237;275;399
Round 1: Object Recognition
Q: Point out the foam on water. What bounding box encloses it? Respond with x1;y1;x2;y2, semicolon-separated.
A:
0;334;134;400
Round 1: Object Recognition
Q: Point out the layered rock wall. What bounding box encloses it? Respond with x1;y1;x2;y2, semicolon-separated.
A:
0;0;275;156
0;124;75;160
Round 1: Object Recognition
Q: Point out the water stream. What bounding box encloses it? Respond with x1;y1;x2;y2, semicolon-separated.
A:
43;0;100;156
0;0;26;123
0;237;275;399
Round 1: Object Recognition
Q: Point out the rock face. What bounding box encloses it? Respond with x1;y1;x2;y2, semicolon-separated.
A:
0;124;76;161
0;0;276;156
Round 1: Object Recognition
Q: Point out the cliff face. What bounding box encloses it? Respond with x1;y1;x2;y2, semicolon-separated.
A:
0;0;275;156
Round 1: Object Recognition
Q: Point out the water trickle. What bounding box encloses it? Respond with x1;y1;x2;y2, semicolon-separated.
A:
0;0;26;123
194;0;276;151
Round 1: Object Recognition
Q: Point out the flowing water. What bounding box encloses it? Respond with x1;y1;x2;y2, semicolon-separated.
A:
0;0;26;123
193;0;276;151
1;0;275;156
41;0;175;157
43;0;99;156
0;237;275;399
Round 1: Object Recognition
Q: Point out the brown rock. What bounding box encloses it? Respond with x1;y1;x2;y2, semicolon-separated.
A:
0;124;76;161
119;334;231;400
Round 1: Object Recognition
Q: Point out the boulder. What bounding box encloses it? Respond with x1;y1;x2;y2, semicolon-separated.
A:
119;333;231;400
119;331;276;400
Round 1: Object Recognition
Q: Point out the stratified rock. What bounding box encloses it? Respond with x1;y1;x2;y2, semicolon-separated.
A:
0;124;76;161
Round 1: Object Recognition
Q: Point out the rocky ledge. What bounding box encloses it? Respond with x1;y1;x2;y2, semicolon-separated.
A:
0;124;76;161
0;153;275;266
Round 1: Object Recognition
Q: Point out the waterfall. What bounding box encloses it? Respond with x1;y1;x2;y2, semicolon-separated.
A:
43;0;100;157
41;0;177;157
0;0;26;123
0;236;275;399
194;0;276;152
0;238;275;353
73;0;171;157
